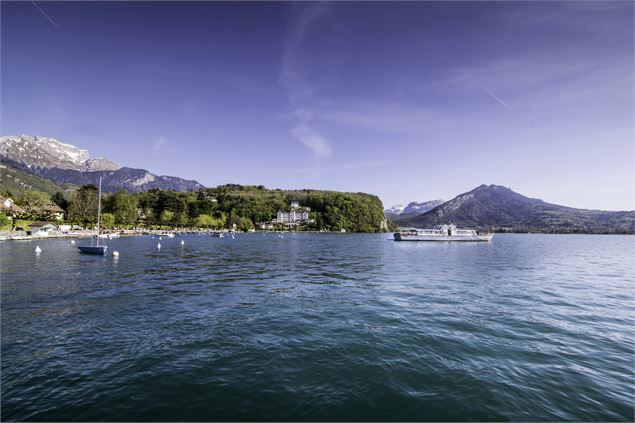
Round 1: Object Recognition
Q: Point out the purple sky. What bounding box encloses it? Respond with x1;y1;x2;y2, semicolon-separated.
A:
2;1;633;210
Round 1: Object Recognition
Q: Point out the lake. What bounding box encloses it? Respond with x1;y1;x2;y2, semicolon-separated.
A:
1;233;634;421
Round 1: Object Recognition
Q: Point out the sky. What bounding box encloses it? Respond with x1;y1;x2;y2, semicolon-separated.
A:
1;1;633;210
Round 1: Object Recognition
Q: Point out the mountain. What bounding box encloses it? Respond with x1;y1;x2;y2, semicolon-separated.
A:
385;200;443;219
0;163;75;196
384;204;404;217
0;135;118;171
395;184;634;234
0;135;205;193
402;200;444;215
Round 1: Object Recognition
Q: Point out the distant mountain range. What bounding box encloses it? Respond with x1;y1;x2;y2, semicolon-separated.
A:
392;185;634;234
0;135;204;193
2;135;632;234
385;200;444;218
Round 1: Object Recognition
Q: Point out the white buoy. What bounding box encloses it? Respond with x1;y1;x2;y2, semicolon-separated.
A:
159;236;163;240
157;243;161;249
113;251;119;257
35;246;42;253
181;240;185;245
70;240;75;244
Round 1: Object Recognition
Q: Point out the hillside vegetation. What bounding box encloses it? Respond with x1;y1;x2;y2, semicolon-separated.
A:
2;182;387;232
0;164;74;196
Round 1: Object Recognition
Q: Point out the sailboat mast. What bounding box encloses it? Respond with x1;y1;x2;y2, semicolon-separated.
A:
97;176;102;235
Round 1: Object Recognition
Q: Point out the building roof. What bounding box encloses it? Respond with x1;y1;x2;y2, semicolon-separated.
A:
41;203;65;213
30;221;57;229
0;196;26;213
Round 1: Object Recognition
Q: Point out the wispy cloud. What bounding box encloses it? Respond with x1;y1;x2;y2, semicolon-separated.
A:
152;136;176;155
280;3;334;160
291;118;333;159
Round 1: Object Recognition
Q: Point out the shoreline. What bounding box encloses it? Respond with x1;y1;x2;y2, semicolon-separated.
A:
1;230;632;242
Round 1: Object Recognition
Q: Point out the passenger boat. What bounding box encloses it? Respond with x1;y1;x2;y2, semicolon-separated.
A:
394;224;493;242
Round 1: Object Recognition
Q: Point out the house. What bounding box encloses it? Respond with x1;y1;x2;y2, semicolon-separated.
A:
29;222;58;236
40;203;65;221
0;196;25;215
276;201;312;225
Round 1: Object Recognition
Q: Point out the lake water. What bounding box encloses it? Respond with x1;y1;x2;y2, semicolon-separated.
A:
1;233;634;421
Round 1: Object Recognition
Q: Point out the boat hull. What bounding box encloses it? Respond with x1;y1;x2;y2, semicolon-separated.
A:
394;233;493;242
77;245;108;255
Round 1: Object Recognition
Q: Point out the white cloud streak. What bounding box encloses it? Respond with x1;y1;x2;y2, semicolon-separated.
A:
422;40;509;108
31;1;60;29
280;3;334;160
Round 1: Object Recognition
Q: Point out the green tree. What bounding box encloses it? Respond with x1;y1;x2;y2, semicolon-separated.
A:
101;213;115;228
67;185;98;226
51;192;69;211
194;214;214;228
174;212;189;227
0;212;10;229
18;190;50;217
112;190;138;226
160;210;174;227
240;216;254;231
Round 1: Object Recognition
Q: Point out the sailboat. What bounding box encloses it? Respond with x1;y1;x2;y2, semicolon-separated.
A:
78;176;108;255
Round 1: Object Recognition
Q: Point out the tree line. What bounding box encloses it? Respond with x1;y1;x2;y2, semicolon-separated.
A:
2;184;387;232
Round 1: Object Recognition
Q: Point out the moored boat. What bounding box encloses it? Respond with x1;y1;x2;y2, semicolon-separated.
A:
394;224;493;242
78;176;108;255
78;244;107;254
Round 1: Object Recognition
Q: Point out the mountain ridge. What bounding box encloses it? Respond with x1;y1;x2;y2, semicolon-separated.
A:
395;184;634;234
0;135;205;193
385;199;444;218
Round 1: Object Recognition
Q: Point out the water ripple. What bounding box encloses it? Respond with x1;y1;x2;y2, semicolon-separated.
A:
1;233;634;421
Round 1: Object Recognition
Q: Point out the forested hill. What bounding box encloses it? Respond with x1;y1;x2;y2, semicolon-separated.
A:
48;184;386;232
201;185;387;232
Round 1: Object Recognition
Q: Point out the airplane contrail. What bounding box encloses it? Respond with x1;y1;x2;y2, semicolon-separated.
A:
31;1;60;29
422;40;509;108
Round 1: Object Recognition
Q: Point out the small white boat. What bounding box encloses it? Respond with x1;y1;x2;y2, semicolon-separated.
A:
98;233;119;239
157;233;175;238
394;224;493;242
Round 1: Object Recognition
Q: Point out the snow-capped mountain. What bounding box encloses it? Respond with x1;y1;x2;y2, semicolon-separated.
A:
0;135;119;171
385;199;444;218
385;204;405;215
0;134;204;193
402;200;444;215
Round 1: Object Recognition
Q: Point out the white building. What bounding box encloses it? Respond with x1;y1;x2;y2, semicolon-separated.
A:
276;202;311;224
30;222;58;237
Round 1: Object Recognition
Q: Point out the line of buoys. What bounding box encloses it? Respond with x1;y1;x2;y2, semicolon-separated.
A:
35;246;42;253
